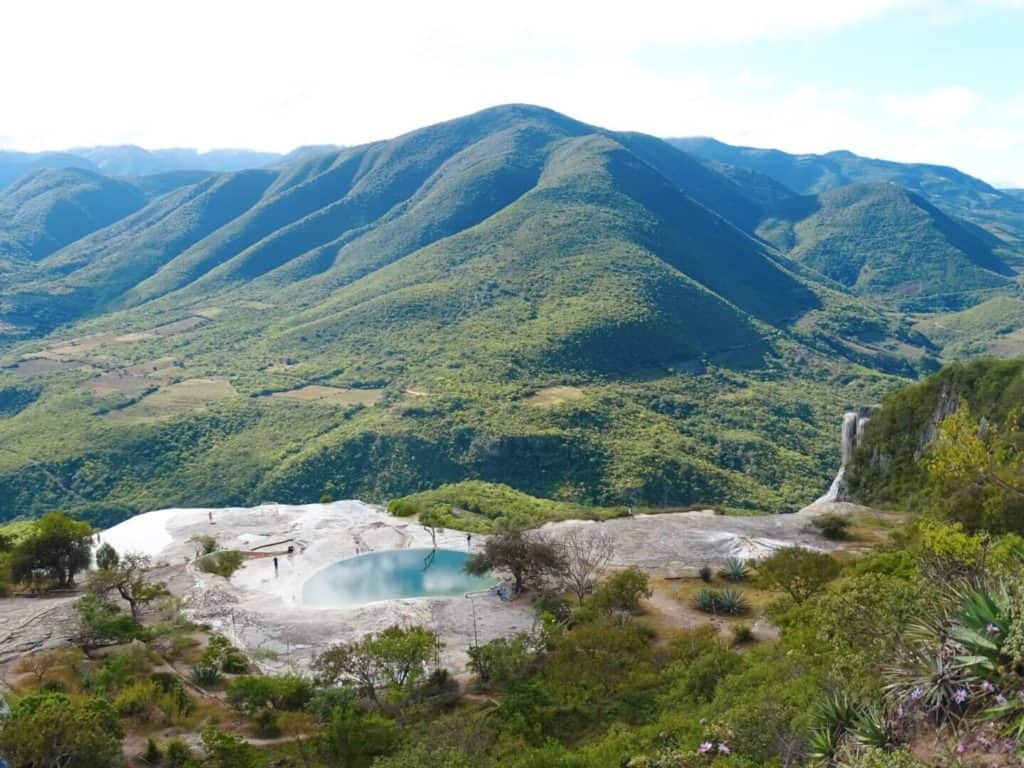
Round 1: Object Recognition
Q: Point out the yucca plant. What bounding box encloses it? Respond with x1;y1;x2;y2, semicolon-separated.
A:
698;564;713;583
720;557;749;583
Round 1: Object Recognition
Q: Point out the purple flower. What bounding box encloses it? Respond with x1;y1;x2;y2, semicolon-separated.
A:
996;694;1008;705
911;687;923;700
718;744;731;755
956;741;967;755
699;741;713;754
954;688;969;704
982;680;996;693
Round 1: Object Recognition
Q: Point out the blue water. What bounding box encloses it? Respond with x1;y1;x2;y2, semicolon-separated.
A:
302;548;497;609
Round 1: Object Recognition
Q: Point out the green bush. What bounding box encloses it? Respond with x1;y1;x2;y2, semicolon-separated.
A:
191;663;221;687
163;738;195;768
731;624;755;644
201;634;249;673
225;674;313;714
114;679;160;719
698;564;713;583
196;550;245;578
588;567;651;614
812;514;851;540
756;547;840;603
252;707;281;738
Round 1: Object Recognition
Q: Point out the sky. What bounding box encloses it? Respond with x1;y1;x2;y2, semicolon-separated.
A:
2;0;1023;185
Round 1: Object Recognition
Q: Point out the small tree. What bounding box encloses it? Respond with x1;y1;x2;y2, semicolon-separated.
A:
10;511;92;588
464;528;565;593
75;593;142;649
89;551;168;619
95;542;119;571
312;625;440;702
559;528;615;601
756;547;840;603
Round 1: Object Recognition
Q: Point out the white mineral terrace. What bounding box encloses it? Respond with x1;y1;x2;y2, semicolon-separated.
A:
93;499;852;675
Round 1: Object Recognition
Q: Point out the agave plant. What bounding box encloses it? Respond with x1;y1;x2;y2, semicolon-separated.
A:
716;588;749;615
191;663;221;687
694;589;717;613
720;557;749;583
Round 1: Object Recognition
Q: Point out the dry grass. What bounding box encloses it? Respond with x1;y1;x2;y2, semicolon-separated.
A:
84;357;185;397
7;357;87;376
269;385;383;406
109;378;238;421
521;385;585;406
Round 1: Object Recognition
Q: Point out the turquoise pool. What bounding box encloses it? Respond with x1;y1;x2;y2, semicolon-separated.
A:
302;548;497;609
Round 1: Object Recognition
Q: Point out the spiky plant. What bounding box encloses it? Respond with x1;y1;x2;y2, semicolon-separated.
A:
851;703;898;751
190;663;221;687
694;589;717;613
698;564;713;583
715;588;749;616
720;557;749;583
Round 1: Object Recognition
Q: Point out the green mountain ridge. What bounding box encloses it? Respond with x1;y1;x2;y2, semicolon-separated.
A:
671;136;1024;253
0;104;1020;522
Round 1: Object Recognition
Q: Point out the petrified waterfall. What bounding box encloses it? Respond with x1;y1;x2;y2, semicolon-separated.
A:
816;405;879;504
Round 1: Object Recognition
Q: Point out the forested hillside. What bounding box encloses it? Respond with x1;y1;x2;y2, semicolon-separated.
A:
0;105;1021;523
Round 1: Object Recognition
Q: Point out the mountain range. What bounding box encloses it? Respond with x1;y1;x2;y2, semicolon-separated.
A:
0;104;1021;523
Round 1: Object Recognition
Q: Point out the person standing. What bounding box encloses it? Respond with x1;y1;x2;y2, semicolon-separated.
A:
273;557;279;576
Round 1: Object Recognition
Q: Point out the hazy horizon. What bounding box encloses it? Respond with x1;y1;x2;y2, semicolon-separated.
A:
3;1;1023;185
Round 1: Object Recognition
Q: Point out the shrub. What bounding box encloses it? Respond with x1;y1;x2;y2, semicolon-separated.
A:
200;727;256;768
226;675;313;714
720;557;749;582
533;591;572;624
197;550;245;579
188;535;217;556
163;738;195;768
693;588;749;615
698;564;713;583
756;547;840;603
813;514;851;540
467;633;541;689
114;679;161;719
192;663;221;687
143;737;162;765
252;707;281;738
201;634;249;673
0;693;123;768
731;624;755;644
588;567;651;614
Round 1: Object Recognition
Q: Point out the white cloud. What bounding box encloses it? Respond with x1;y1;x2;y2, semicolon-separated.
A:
884;86;981;128
0;0;1022;184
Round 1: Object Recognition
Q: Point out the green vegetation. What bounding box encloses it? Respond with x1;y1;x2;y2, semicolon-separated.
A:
849;358;1024;521
196;550;246;578
388;480;626;532
0;104;992;524
8;510;92;588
